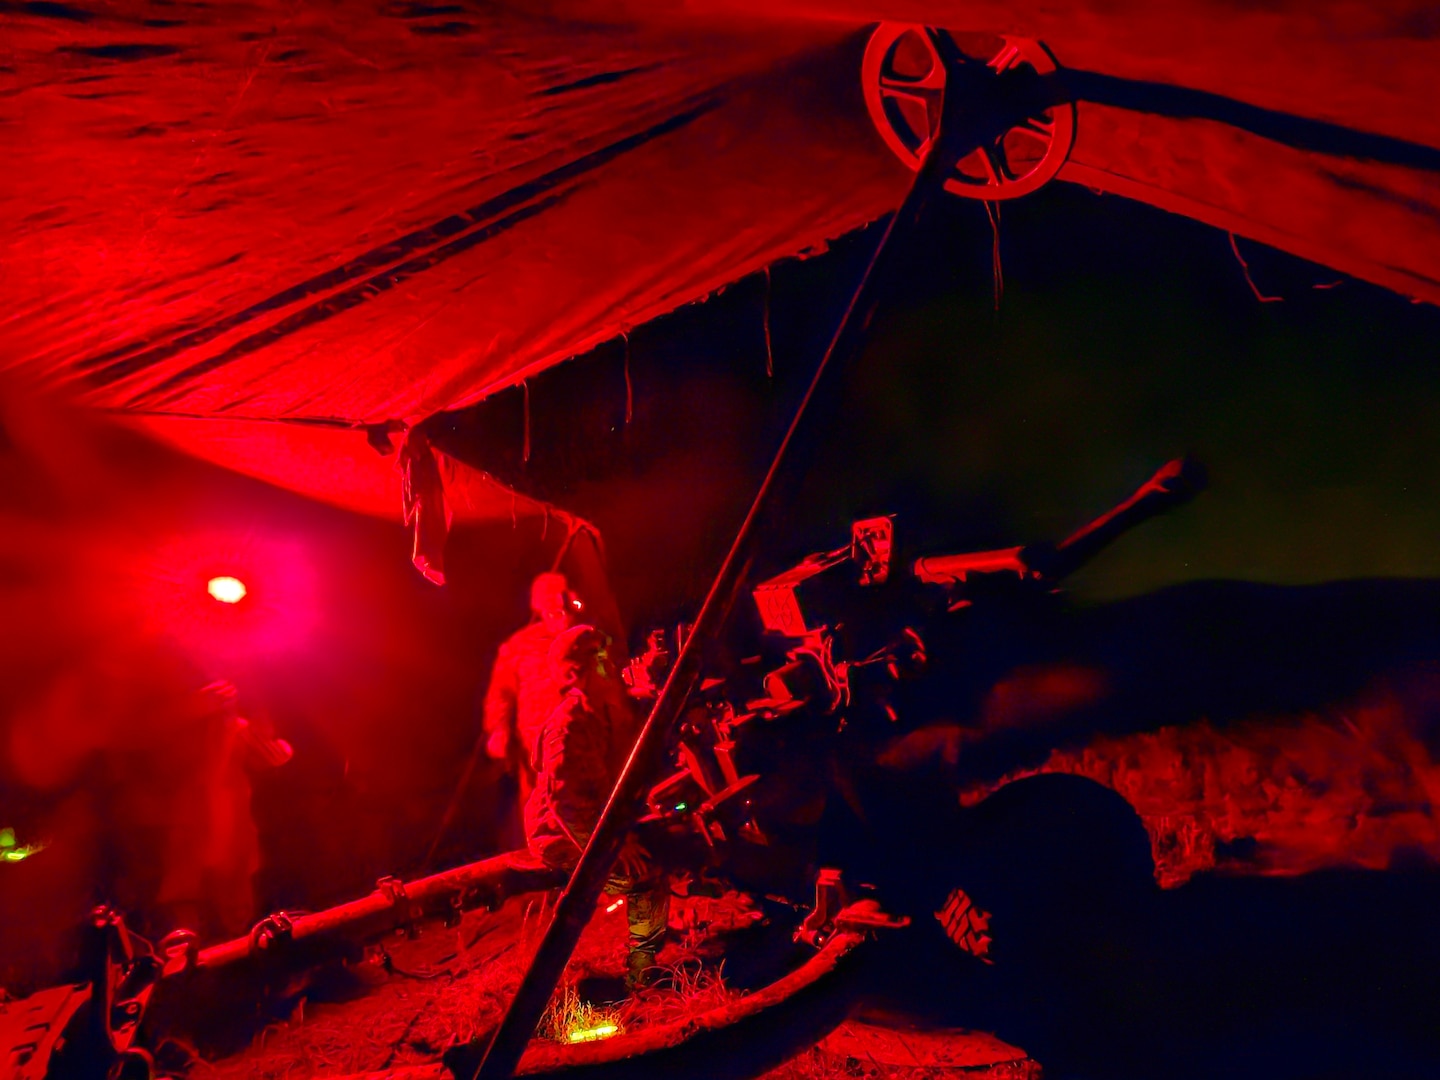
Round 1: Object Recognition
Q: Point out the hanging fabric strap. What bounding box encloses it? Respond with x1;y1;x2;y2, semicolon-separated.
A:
623;332;634;424
397;426;450;586
762;265;775;378
522;380;532;463
984;201;1004;311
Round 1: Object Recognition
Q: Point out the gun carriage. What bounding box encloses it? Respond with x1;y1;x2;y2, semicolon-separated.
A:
3;458;1201;1080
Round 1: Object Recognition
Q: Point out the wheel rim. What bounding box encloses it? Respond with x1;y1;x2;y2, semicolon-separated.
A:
862;24;1076;201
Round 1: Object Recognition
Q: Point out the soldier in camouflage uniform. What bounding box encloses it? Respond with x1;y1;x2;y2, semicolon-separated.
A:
525;624;669;989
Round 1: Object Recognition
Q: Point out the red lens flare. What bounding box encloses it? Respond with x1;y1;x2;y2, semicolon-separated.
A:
138;531;318;663
207;576;247;604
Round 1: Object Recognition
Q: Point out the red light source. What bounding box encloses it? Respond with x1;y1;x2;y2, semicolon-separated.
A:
207;576;247;604
143;533;315;660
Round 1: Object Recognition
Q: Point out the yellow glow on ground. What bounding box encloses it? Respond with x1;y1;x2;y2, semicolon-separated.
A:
566;1023;619;1043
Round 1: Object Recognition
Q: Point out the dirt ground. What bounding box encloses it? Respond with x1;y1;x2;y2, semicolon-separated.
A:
196;889;1036;1080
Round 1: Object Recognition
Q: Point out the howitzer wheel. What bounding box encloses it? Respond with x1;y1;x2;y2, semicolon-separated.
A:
862;24;1075;200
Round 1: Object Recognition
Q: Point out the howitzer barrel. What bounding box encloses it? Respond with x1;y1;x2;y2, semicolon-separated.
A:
910;459;1204;598
1037;456;1206;581
912;545;1032;588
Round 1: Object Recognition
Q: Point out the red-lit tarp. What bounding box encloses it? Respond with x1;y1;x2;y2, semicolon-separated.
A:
2;1;1437;517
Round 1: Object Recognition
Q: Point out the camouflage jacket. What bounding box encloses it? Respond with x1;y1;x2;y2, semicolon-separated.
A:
523;686;638;867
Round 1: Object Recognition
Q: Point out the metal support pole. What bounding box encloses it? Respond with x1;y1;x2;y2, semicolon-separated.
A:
468;35;1012;1080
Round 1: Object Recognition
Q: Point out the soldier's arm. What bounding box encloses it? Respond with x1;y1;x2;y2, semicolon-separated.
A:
481;643;521;761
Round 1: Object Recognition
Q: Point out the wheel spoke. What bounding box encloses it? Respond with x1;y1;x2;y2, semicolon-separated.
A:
880;84;940;113
1009;118;1056;146
966;147;1000;186
912;60;948;91
988;41;1022;73
985;143;1014;183
881;53;947;91
879;71;944;99
946;153;988;186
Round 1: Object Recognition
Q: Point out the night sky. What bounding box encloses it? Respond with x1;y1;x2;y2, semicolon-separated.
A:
436;179;1440;632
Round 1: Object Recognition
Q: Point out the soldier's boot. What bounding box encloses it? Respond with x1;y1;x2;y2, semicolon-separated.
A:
624;894;670;991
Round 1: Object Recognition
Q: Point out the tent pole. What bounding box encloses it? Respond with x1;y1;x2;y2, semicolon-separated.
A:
465;34;1002;1080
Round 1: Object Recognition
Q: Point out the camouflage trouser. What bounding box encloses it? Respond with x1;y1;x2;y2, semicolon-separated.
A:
602;866;670;987
533;840;670;988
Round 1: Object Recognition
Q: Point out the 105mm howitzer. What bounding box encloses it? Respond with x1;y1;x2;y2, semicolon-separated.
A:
624;457;1204;906
3;458;1202;1080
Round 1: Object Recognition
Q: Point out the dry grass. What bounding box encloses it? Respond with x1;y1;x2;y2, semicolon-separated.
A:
201;890;1034;1080
763;1048;1040;1080
959;677;1440;888
764;1022;1041;1080
539;984;623;1044
620;956;736;1030
202;894;582;1077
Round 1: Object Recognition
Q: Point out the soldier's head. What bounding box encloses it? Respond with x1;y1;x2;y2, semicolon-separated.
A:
547;624;607;693
530;572;583;635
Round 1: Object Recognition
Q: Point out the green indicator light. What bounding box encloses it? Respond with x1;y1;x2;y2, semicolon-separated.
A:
0;831;45;863
674;802;687;812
